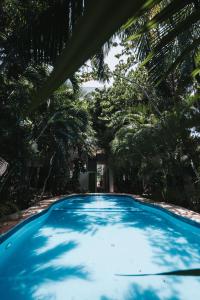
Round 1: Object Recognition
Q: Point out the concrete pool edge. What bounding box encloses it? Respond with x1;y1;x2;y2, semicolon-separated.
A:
0;193;200;239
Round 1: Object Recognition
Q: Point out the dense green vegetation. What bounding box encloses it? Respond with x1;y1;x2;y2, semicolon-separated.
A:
88;59;200;210
0;66;94;215
0;0;200;215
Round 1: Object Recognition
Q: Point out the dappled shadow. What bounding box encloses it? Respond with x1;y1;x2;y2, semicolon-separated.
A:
0;231;89;299
45;195;147;235
126;284;161;300
119;198;200;273
146;224;200;271
0;194;200;299
121;273;200;300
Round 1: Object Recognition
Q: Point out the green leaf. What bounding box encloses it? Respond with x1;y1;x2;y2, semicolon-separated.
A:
156;37;200;85
192;51;200;78
29;0;162;111
122;0;162;30
142;10;200;67
127;0;191;41
192;68;200;77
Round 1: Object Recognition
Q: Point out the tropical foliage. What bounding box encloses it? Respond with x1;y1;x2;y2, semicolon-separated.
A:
0;0;200;216
0;65;94;215
30;0;200;108
88;45;200;211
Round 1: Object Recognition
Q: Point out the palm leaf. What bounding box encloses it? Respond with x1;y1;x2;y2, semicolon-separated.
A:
122;0;163;30
142;9;200;67
115;268;200;277
192;68;200;77
127;0;191;41
29;0;163;111
192;51;200;78
156;37;200;85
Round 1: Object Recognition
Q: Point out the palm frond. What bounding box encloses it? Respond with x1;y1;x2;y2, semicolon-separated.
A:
141;10;200;67
156;37;200;85
127;0;190;41
29;0;163;110
124;0;200;83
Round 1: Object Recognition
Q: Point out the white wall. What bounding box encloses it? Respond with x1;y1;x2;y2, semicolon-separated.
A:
79;172;89;191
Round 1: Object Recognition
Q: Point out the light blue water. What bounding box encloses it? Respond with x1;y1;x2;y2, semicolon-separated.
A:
0;194;200;299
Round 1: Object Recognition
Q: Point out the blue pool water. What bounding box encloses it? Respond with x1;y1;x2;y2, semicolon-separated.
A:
0;194;200;299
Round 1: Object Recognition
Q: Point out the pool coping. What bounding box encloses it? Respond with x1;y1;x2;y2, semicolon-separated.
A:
0;193;200;237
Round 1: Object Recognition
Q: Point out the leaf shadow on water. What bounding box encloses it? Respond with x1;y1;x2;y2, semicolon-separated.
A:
0;235;90;300
45;195;146;234
1;195;200;299
38;195;200;299
126;285;161;300
120;201;200;269
119;201;200;299
125;283;182;300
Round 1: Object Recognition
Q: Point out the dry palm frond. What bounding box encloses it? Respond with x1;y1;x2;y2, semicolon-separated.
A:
0;157;9;176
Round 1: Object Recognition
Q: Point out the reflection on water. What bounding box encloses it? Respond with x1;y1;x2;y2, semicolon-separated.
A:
0;195;200;299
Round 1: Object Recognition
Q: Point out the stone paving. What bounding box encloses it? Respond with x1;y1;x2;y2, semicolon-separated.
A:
1;193;200;235
0;196;63;234
132;194;200;224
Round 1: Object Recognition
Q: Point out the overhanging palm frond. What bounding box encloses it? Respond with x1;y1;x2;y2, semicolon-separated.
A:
193;51;200;78
115;268;200;277
126;0;190;41
141;9;200;67
156;37;200;85
124;0;200;84
3;0;87;65
30;0;162;111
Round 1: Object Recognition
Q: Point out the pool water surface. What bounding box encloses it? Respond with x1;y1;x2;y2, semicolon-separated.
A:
0;194;200;299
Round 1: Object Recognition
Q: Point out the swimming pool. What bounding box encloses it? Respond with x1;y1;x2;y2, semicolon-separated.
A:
0;194;200;299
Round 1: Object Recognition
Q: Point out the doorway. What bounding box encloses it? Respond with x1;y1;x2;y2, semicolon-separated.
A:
97;164;108;192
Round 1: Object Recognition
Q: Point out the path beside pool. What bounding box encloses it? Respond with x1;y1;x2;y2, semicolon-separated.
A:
1;193;200;235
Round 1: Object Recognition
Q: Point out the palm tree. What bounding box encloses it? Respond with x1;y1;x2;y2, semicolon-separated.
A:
124;0;200;85
28;0;199;109
1;1;199;109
